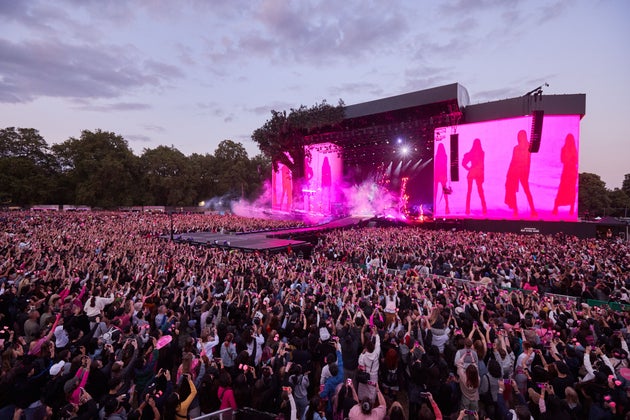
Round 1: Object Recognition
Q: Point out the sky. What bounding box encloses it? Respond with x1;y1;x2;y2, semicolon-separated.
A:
1;0;629;189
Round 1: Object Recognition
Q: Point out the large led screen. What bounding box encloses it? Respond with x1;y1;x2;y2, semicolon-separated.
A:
304;143;343;215
433;115;580;221
271;144;342;214
271;155;294;211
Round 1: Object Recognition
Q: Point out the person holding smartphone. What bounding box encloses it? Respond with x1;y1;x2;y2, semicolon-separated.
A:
456;349;480;418
164;373;197;420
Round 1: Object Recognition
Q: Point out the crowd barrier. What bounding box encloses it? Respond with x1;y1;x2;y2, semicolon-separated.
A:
192;408;233;420
586;299;630;312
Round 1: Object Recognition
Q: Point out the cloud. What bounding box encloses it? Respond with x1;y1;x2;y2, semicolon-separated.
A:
328;81;383;98
472;87;523;102
245;101;296;115
125;134;152;143
207;2;411;66
194;101;237;121
537;0;571;23
142;124;166;133
438;0;514;16
74;102;152;112
0;38;182;103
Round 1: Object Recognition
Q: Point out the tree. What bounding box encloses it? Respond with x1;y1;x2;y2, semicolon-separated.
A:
578;172;610;217
214;140;251;198
0;127;58;205
251;100;345;202
188;152;220;204
622;173;630;197
52;130;141;207
140;145;195;206
607;188;630;217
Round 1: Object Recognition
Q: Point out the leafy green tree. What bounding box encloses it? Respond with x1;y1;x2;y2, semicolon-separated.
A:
622;173;630;197
140;145;196;206
0;127;58;205
578;172;610;217
188;153;220;204
214;140;251;198
251;100;345;200
607;188;630;217
246;153;272;199
52;130;140;207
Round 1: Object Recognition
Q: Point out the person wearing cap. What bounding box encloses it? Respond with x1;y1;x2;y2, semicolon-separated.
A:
42;360;71;415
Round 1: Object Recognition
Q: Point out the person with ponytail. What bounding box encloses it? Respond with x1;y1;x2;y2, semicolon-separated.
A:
83;287;114;322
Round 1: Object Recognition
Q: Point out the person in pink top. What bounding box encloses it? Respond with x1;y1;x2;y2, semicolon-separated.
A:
217;371;237;410
28;312;62;356
68;355;91;405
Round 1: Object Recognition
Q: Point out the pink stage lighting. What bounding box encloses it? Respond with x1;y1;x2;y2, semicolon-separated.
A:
433;115;580;221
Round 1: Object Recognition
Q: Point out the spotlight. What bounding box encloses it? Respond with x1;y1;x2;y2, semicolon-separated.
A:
401;147;409;155
397;138;403;144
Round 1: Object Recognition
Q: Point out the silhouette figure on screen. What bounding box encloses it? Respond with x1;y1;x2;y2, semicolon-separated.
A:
462;138;487;215
303;156;314;212
553;133;578;216
321;156;332;212
279;164;293;210
505;130;537;218
434;143;450;214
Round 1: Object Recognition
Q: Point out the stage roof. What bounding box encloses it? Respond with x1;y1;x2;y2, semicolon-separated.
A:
463;94;586;123
344;83;470;120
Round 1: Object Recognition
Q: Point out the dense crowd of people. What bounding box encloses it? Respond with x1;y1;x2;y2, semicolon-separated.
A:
0;211;629;420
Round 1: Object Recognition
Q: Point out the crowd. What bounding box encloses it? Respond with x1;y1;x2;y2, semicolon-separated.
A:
0;211;629;420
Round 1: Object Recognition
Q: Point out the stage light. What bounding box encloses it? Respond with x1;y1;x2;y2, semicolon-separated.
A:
397;138;403;144
401;147;409;155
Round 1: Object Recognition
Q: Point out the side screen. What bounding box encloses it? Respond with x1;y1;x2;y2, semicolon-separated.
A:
434;115;580;221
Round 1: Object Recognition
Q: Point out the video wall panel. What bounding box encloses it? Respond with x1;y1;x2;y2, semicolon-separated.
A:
271;143;343;214
433;115;580;221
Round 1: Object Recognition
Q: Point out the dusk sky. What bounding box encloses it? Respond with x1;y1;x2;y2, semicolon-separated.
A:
1;0;628;188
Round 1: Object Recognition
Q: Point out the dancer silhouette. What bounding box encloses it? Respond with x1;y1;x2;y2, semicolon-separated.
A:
505;130;537;218
462;138;487;215
553;133;578;216
434;143;450;214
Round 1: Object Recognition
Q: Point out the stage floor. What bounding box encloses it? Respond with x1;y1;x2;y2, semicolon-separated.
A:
167;216;366;252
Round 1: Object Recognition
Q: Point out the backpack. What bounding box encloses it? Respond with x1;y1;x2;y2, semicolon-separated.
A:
385;367;399;386
479;374;494;406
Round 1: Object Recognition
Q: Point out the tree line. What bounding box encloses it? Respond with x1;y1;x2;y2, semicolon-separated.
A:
1;122;629;218
0;127;270;208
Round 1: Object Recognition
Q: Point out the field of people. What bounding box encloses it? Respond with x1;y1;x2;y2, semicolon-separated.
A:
0;211;628;419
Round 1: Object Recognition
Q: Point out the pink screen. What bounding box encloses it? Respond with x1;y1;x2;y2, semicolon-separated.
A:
433;115;580;221
304;143;343;215
271;156;294;211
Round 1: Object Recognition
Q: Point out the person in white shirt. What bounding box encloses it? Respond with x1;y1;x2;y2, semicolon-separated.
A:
83;291;115;319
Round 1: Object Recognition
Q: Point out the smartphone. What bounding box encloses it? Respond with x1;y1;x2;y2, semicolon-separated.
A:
464;410;476;415
420;392;432;398
504;379;511;385
346;378;352;385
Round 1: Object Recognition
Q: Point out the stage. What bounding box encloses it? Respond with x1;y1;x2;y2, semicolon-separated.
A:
165;216;366;253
